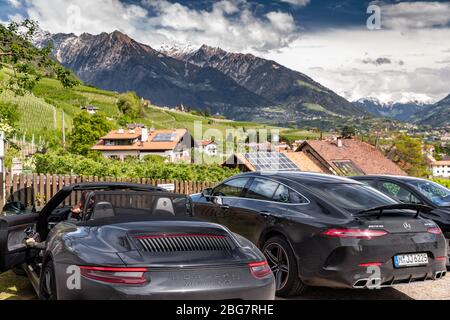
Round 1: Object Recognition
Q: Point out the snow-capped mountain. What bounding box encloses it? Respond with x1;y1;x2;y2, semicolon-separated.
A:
353;97;433;122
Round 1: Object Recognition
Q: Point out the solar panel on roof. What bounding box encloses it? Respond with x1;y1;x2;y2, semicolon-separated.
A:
244;152;300;172
332;160;364;176
152;133;176;142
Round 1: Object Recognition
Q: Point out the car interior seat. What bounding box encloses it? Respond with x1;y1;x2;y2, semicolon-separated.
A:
152;197;175;216
91;202;116;220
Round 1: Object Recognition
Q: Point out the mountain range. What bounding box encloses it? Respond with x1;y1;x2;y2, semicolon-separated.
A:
34;30;366;124
353;98;433;122
34;29;449;127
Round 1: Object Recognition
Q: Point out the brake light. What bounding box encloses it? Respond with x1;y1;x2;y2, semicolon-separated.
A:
358;262;383;267
248;261;272;279
436;256;447;261
80;266;148;285
321;229;387;239
427;227;442;235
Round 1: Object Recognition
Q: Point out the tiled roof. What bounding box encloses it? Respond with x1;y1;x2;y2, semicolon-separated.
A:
92;128;188;151
101;129;142;140
281;151;326;173
299;139;407;176
432;161;450;166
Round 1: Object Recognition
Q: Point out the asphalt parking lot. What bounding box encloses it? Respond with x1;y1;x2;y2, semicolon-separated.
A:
1;271;449;300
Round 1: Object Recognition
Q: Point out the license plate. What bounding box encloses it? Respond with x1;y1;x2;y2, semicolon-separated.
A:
394;253;428;267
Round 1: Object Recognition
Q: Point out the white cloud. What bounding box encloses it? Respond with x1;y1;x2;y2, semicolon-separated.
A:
377;1;450;29
24;0;298;53
7;0;22;8
145;0;298;52
265;27;450;103
279;0;310;7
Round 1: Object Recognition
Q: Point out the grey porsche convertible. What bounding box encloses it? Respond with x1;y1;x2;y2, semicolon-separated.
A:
0;183;275;300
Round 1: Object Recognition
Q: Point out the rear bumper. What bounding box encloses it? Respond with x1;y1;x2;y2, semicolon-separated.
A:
56;265;275;300
297;232;448;289
303;263;447;289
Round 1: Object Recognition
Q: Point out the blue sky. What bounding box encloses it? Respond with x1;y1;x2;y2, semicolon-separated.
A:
1;0;450;103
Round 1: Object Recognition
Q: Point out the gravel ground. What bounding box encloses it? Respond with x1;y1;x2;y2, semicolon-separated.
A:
1;271;449;300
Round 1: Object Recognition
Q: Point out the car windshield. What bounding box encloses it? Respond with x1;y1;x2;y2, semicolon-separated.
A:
407;180;450;207
308;183;397;214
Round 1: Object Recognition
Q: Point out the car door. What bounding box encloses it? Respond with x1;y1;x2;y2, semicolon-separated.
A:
218;177;280;244
193;177;251;224
0;187;38;273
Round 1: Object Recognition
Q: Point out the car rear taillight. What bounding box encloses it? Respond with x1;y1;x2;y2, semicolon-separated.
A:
248;261;272;279
436;256;447;261
80;266;148;285
427;227;442;235
358;262;383;267
321;228;387;239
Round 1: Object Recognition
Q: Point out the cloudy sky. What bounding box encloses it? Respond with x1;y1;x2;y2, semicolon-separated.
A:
1;0;450;104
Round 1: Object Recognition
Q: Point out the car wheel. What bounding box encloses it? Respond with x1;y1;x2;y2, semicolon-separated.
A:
262;236;307;297
39;260;57;300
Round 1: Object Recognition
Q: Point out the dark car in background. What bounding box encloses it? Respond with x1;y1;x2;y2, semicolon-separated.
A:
190;172;447;297
352;175;450;266
0;183;275;300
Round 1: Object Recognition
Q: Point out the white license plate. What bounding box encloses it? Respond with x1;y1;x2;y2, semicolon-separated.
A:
394;253;428;267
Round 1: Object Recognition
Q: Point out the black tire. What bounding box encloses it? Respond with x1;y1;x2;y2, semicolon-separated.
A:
262;236;307;297
39;260;57;300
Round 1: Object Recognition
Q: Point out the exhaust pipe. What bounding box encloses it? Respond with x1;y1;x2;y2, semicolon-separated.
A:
435;271;446;279
353;279;368;289
353;278;382;289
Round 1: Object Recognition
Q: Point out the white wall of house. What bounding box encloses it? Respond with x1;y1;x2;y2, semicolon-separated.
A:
432;164;450;178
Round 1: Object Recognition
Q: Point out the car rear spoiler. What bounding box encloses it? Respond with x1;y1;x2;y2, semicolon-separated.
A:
355;204;433;219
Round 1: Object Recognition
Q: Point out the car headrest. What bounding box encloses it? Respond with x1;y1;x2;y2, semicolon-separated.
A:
152;197;175;216
92;202;115;220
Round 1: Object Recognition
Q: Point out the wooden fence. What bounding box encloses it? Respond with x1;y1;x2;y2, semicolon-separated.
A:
0;173;216;209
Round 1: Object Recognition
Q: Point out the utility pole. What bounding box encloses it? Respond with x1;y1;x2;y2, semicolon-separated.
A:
62;110;66;150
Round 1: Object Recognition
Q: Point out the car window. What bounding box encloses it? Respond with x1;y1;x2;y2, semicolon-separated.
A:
406;180;450;207
358;179;378;188
308;183;397;213
245;178;279;201
273;184;290;203
213;178;250;197
380;181;421;204
289;190;308;204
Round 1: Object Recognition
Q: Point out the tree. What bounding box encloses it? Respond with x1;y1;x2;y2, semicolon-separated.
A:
68;112;113;156
0;101;20;137
117;92;145;119
388;134;429;177
0;19;79;95
340;126;355;139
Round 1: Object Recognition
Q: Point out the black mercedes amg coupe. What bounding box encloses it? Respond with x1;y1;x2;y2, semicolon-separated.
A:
190;172;447;297
0;183;275;300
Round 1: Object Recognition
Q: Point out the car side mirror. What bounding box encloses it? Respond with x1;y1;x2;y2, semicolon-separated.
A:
202;188;213;197
212;196;223;206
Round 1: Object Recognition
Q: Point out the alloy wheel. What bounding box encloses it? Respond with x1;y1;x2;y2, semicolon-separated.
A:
264;243;290;290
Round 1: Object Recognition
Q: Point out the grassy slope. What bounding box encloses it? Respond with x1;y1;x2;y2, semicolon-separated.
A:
0;70;322;142
0;271;35;300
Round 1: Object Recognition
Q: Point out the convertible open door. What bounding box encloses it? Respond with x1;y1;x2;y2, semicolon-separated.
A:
0;187;38;273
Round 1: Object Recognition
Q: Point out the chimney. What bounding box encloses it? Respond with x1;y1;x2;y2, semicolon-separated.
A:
337;137;343;148
118;128;124;134
141;127;148;142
